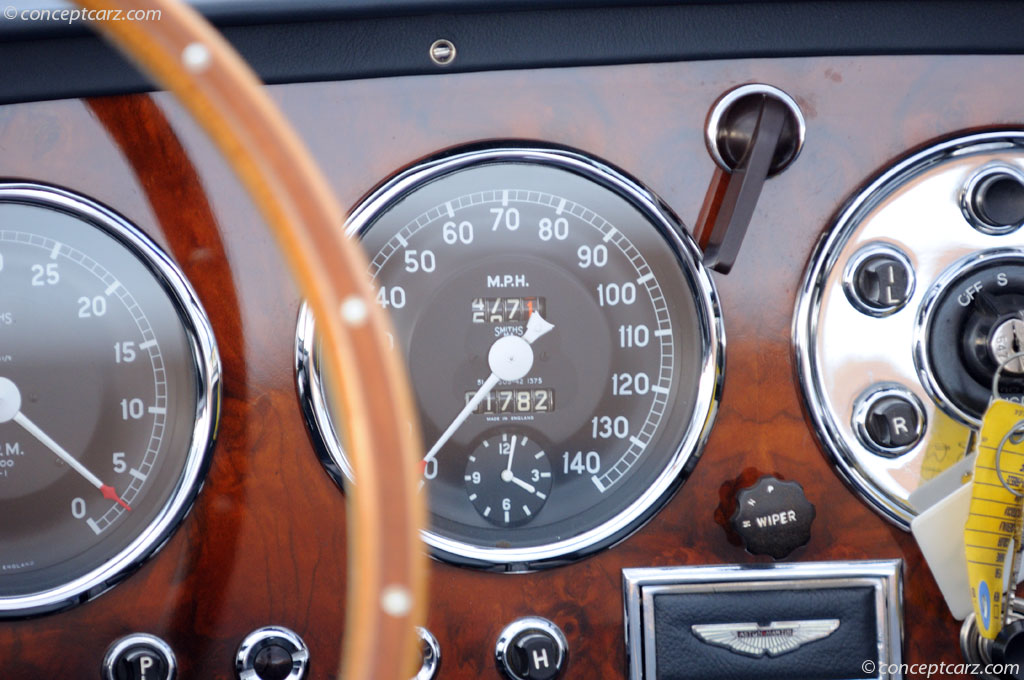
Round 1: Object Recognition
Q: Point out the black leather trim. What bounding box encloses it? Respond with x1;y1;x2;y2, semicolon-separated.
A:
1;1;1023;105
652;586;876;680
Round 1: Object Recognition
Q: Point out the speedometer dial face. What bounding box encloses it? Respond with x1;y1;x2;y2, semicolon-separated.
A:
296;145;722;570
0;185;219;616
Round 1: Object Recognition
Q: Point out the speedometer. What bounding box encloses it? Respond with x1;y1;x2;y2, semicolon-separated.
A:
296;145;722;570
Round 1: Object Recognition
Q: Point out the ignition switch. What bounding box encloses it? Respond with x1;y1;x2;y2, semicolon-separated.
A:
922;255;1024;421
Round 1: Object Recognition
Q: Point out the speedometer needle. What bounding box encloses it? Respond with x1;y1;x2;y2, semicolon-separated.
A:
422;312;554;468
0;377;131;511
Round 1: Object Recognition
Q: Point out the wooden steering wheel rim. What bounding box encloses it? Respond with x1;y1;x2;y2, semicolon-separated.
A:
71;2;428;679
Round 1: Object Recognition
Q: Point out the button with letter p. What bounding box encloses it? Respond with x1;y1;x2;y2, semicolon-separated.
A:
103;634;176;680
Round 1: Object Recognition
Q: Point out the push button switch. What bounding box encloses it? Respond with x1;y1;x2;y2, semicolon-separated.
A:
865;396;921;449
853;384;926;456
844;245;914;315
413;627;441;680
963;164;1024;234
252;643;294;680
103;634;176;680
235;626;309;680
495;617;567;680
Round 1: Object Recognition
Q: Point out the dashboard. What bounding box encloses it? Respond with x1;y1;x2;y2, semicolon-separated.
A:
3;2;1024;679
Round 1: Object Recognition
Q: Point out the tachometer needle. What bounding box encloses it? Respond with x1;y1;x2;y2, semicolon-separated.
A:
422;312;554;468
0;377;131;511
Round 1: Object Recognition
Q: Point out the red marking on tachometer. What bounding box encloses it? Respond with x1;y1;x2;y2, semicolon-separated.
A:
101;484;132;511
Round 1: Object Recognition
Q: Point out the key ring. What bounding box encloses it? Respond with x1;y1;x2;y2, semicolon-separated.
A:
990;350;1024;405
991;352;1024;497
995;423;1024;498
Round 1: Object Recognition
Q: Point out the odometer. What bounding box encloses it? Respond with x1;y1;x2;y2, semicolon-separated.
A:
0;184;219;615
296;145;722;570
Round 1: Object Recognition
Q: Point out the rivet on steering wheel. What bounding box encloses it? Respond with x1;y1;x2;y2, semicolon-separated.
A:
182;42;211;72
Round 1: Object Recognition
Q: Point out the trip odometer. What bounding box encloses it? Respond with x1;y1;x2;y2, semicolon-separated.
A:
296;145;722;570
0;184;219;616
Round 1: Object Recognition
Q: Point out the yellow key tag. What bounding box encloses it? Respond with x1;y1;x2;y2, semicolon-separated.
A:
965;399;1024;640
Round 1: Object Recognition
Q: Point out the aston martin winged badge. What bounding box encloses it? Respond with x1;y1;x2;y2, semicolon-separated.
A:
691;619;840;658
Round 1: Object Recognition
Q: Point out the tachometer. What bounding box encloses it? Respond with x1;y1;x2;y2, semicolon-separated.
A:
0;184;219;616
296;145;722;570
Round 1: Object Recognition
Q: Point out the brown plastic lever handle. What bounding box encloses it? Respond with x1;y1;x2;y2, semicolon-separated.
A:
700;95;789;275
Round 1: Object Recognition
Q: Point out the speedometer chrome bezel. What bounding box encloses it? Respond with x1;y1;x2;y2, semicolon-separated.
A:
0;183;221;618
295;143;724;570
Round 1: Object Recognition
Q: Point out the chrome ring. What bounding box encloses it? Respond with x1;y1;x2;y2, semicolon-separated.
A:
235;626;309;680
295;143;725;571
851;384;926;457
912;248;1024;427
0;183;221;617
704;83;806;175
414;626;442;680
960;162;1024;236
841;243;916;317
103;633;177;680
494;616;568;679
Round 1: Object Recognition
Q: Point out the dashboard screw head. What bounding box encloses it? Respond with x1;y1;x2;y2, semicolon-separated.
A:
429;39;457;66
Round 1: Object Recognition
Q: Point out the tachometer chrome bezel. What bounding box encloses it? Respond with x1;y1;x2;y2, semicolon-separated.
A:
296;143;724;571
0;183;220;618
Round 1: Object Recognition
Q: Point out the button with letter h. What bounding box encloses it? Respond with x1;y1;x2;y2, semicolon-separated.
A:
495;617;568;680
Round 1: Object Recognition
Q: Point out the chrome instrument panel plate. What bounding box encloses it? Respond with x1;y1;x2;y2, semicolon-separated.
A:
794;131;1024;528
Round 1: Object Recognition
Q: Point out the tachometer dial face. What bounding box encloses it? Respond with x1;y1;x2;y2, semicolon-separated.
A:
0;185;219;616
296;145;722;570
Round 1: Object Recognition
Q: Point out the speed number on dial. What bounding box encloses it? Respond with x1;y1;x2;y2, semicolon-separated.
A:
297;146;722;569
